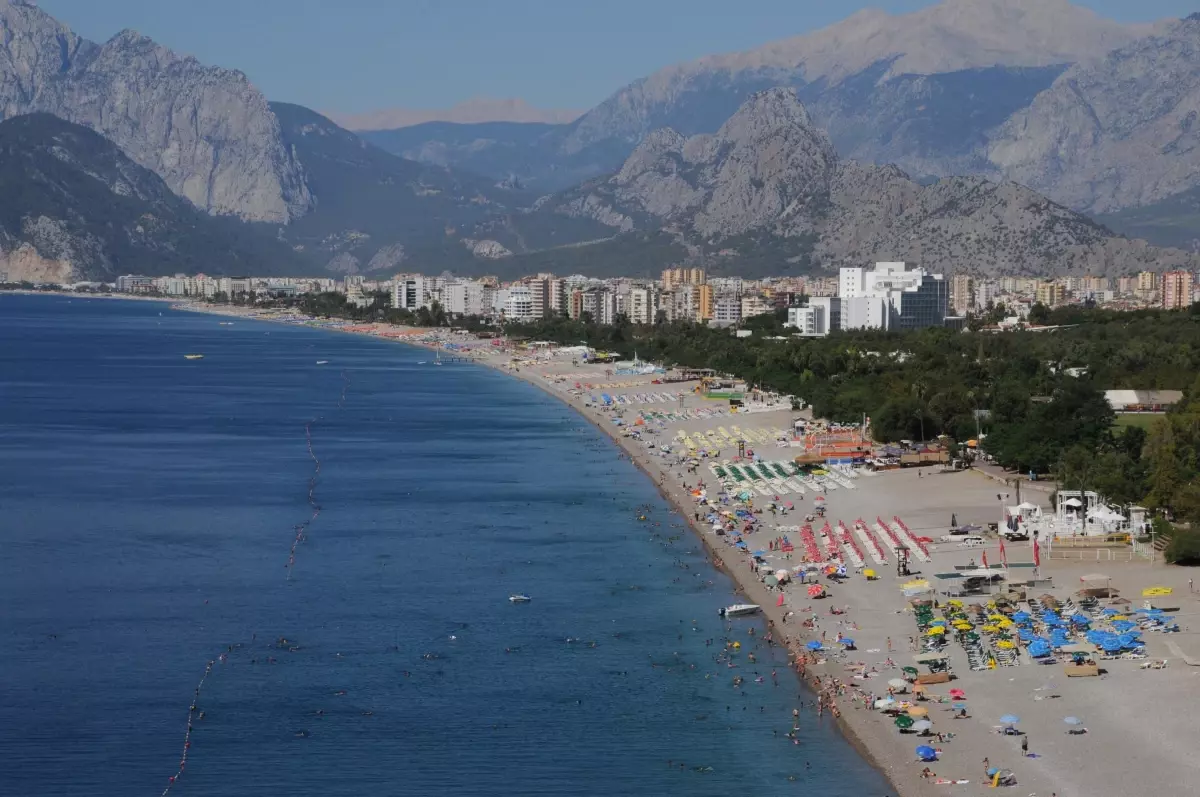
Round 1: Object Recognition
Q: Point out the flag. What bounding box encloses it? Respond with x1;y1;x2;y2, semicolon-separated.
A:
999;538;1008;568
982;550;989;569
1033;539;1041;568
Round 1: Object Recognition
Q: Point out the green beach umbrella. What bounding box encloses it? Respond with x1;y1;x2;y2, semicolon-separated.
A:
894;715;915;729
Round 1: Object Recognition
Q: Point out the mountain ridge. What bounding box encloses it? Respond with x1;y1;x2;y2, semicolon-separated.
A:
552;88;1200;277
0;113;308;283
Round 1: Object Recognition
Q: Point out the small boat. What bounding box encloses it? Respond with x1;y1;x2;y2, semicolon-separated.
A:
509;594;532;603
219;321;233;326
316;360;329;365
184;354;205;360
719;604;761;618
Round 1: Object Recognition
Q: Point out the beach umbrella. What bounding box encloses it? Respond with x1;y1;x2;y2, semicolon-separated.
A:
1142;586;1173;597
840;638;856;648
929;618;947;626
876;697;897;709
926;627;945;636
1064;717;1084;726
764;575;779;587
907;706;928;718
863;568;877;579
894;714;914;729
1027;641;1051;658
947;599;964;608
1102;607;1121;616
775;569;790;580
808;584;825;598
753;550;767;557
948;688;966;698
912;720;934;733
888;678;909;691
1000;714;1020;725
995;640;1015;649
915;745;938;761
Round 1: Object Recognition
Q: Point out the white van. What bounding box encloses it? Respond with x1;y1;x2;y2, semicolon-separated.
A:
958;536;985;548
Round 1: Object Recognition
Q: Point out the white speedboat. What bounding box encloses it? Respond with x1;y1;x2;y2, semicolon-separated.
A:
719;604;761;618
316;360;329;365
509;594;532;603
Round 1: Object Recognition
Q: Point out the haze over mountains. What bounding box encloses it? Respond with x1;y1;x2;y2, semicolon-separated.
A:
5;0;1200;282
330;98;582;131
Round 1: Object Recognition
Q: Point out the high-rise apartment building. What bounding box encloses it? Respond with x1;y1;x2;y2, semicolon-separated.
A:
1162;271;1195;310
1035;280;1064;307
697;284;715;321
1137;270;1159;297
950;274;974;315
661;267;706;291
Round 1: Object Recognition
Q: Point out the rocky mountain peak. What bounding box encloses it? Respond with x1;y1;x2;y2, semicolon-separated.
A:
0;1;311;223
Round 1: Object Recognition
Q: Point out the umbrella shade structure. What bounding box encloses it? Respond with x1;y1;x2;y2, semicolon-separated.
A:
926;627;946;636
888;678;909;691
763;575;779;587
808;584;826;598
1000;714;1020;725
907;706;929;717
840;638;856;648
1064;717;1084;726
863;568;877;579
875;697;897;709
912;720;934;733
948;688;966;698
806;640;823;651
915;745;938;761
894;714;915;729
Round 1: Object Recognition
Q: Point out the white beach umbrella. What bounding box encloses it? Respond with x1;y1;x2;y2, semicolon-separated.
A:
888;678;909;691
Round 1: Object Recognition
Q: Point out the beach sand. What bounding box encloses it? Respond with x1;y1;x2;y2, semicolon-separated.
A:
183;308;1200;797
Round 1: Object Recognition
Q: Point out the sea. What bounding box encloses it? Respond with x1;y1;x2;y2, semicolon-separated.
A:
0;295;890;796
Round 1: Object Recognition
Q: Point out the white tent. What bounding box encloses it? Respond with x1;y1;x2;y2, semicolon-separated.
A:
1063;498;1083;508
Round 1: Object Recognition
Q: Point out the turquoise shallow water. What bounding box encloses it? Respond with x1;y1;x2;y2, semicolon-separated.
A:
0;295;890;796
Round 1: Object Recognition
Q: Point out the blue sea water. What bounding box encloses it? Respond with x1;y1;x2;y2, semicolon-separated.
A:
0;295;890;796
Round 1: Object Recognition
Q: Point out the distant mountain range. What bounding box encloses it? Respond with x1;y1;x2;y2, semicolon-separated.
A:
329;98;582;130
5;0;1200;281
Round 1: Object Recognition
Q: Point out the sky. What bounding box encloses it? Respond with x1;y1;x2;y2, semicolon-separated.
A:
36;0;1200;114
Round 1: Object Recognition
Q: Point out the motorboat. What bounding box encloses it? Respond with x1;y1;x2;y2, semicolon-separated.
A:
719;604;761;618
509;594;532;603
316;360;329;365
184;354;204;360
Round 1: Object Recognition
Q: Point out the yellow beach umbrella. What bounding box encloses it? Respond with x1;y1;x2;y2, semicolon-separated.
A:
863;568;877;579
988;614;1007;622
982;624;999;633
927;626;946;636
902;580;931;590
907;706;929;717
953;623;973;631
1142;586;1173;597
997;619;1014;629
996;640;1015;649
947;599;964;608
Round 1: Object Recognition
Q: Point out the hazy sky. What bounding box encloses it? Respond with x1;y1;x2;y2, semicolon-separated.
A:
37;0;1199;113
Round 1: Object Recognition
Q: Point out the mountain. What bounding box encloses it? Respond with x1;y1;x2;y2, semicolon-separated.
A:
269;103;614;274
361;121;561;181
380;0;1155;190
552;89;1200;278
0;0;311;223
330;98;581;130
988;15;1200;215
0;114;307;283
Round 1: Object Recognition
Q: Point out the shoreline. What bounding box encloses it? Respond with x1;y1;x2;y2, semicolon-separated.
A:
176;303;912;795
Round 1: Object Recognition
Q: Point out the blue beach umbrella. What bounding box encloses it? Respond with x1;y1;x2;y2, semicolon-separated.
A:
915;745;938;761
1102;608;1121;616
1027;641;1051;658
753;550;767;557
1000;714;1020;725
806;640;823;651
1064;716;1084;726
840;638;856;647
929;619;947;626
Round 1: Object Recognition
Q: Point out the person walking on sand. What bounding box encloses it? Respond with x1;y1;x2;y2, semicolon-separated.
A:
886;637;892;653
1021;735;1029;756
982;757;989;775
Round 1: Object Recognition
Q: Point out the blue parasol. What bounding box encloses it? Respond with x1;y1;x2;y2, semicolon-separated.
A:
1000;714;1020;725
915;745;938;761
806;640;823;651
